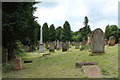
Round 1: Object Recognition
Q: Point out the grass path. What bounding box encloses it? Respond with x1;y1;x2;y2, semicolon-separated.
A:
2;45;118;78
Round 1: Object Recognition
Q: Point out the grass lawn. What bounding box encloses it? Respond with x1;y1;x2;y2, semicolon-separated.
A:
2;44;118;78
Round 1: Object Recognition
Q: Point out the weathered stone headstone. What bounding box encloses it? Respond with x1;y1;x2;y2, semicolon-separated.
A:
87;34;92;51
56;41;62;50
62;42;67;52
13;58;22;70
82;65;103;78
71;42;75;46
108;36;115;46
80;40;87;46
45;42;49;49
75;42;80;49
49;42;55;52
66;41;69;50
105;39;108;45
91;28;104;53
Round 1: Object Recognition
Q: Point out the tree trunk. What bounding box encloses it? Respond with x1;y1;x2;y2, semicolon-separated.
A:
7;44;14;60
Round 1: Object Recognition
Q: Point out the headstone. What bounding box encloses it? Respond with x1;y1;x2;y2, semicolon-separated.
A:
87;35;92;51
82;65;103;78
105;39;108;45
75;42;80;49
80;41;87;46
66;41;69;50
56;41;62;50
71;42;75;46
62;42;67;52
76;62;98;68
91;28;104;53
49;42;55;52
13;58;22;70
45;42;49;49
108;36;115;46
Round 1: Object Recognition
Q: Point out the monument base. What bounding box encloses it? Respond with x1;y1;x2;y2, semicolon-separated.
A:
38;44;44;53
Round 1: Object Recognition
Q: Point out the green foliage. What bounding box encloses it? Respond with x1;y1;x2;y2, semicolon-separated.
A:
62;21;72;42
42;22;49;42
56;26;62;41
105;24;119;43
49;24;56;42
80;45;89;51
14;41;27;57
2;2;38;60
78;16;91;41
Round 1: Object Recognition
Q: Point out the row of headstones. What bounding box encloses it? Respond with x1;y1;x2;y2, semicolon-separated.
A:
45;41;70;52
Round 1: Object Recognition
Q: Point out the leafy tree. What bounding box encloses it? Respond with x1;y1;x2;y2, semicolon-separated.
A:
105;25;119;43
78;16;91;41
56;26;62;41
49;24;56;42
42;22;49;43
62;21;72;42
2;2;38;60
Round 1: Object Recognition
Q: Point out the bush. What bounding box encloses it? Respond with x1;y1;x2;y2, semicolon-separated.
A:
80;45;89;51
14;41;27;58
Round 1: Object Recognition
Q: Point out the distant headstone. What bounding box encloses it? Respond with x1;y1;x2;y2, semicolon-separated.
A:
91;28;104;53
82;65;103;78
108;36;115;46
13;58;22;70
71;42;75;46
66;41;69;50
75;42;80;49
80;41;87;46
49;42;55;52
105;39;108;45
56;41;62;50
62;42;67;52
45;42;49;49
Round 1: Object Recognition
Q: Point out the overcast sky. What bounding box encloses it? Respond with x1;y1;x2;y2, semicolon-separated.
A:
33;0;119;32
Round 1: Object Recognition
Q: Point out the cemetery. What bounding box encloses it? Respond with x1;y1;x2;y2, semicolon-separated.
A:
2;2;119;79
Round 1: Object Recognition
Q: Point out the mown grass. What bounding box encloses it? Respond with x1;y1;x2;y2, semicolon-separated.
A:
2;44;118;78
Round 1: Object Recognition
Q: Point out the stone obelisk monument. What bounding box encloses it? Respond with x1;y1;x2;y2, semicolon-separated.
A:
38;26;44;53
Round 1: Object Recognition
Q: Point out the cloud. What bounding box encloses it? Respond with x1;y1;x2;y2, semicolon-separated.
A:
34;0;119;31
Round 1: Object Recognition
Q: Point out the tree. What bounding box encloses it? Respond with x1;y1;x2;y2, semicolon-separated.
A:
42;23;49;43
56;26;62;41
62;21;72;42
2;2;38;60
78;16;91;41
49;24;56;42
105;25;119;43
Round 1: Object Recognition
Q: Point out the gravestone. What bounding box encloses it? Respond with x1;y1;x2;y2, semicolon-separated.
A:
71;42;75;46
49;42;55;52
91;28;104;53
66;41;69;50
62;42;67;52
80;40;87;46
82;65;103;78
87;35;92;51
75;42;80;49
56;41;62;50
108;36;115;46
45;42;49;49
13;58;22;70
105;39;108;45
